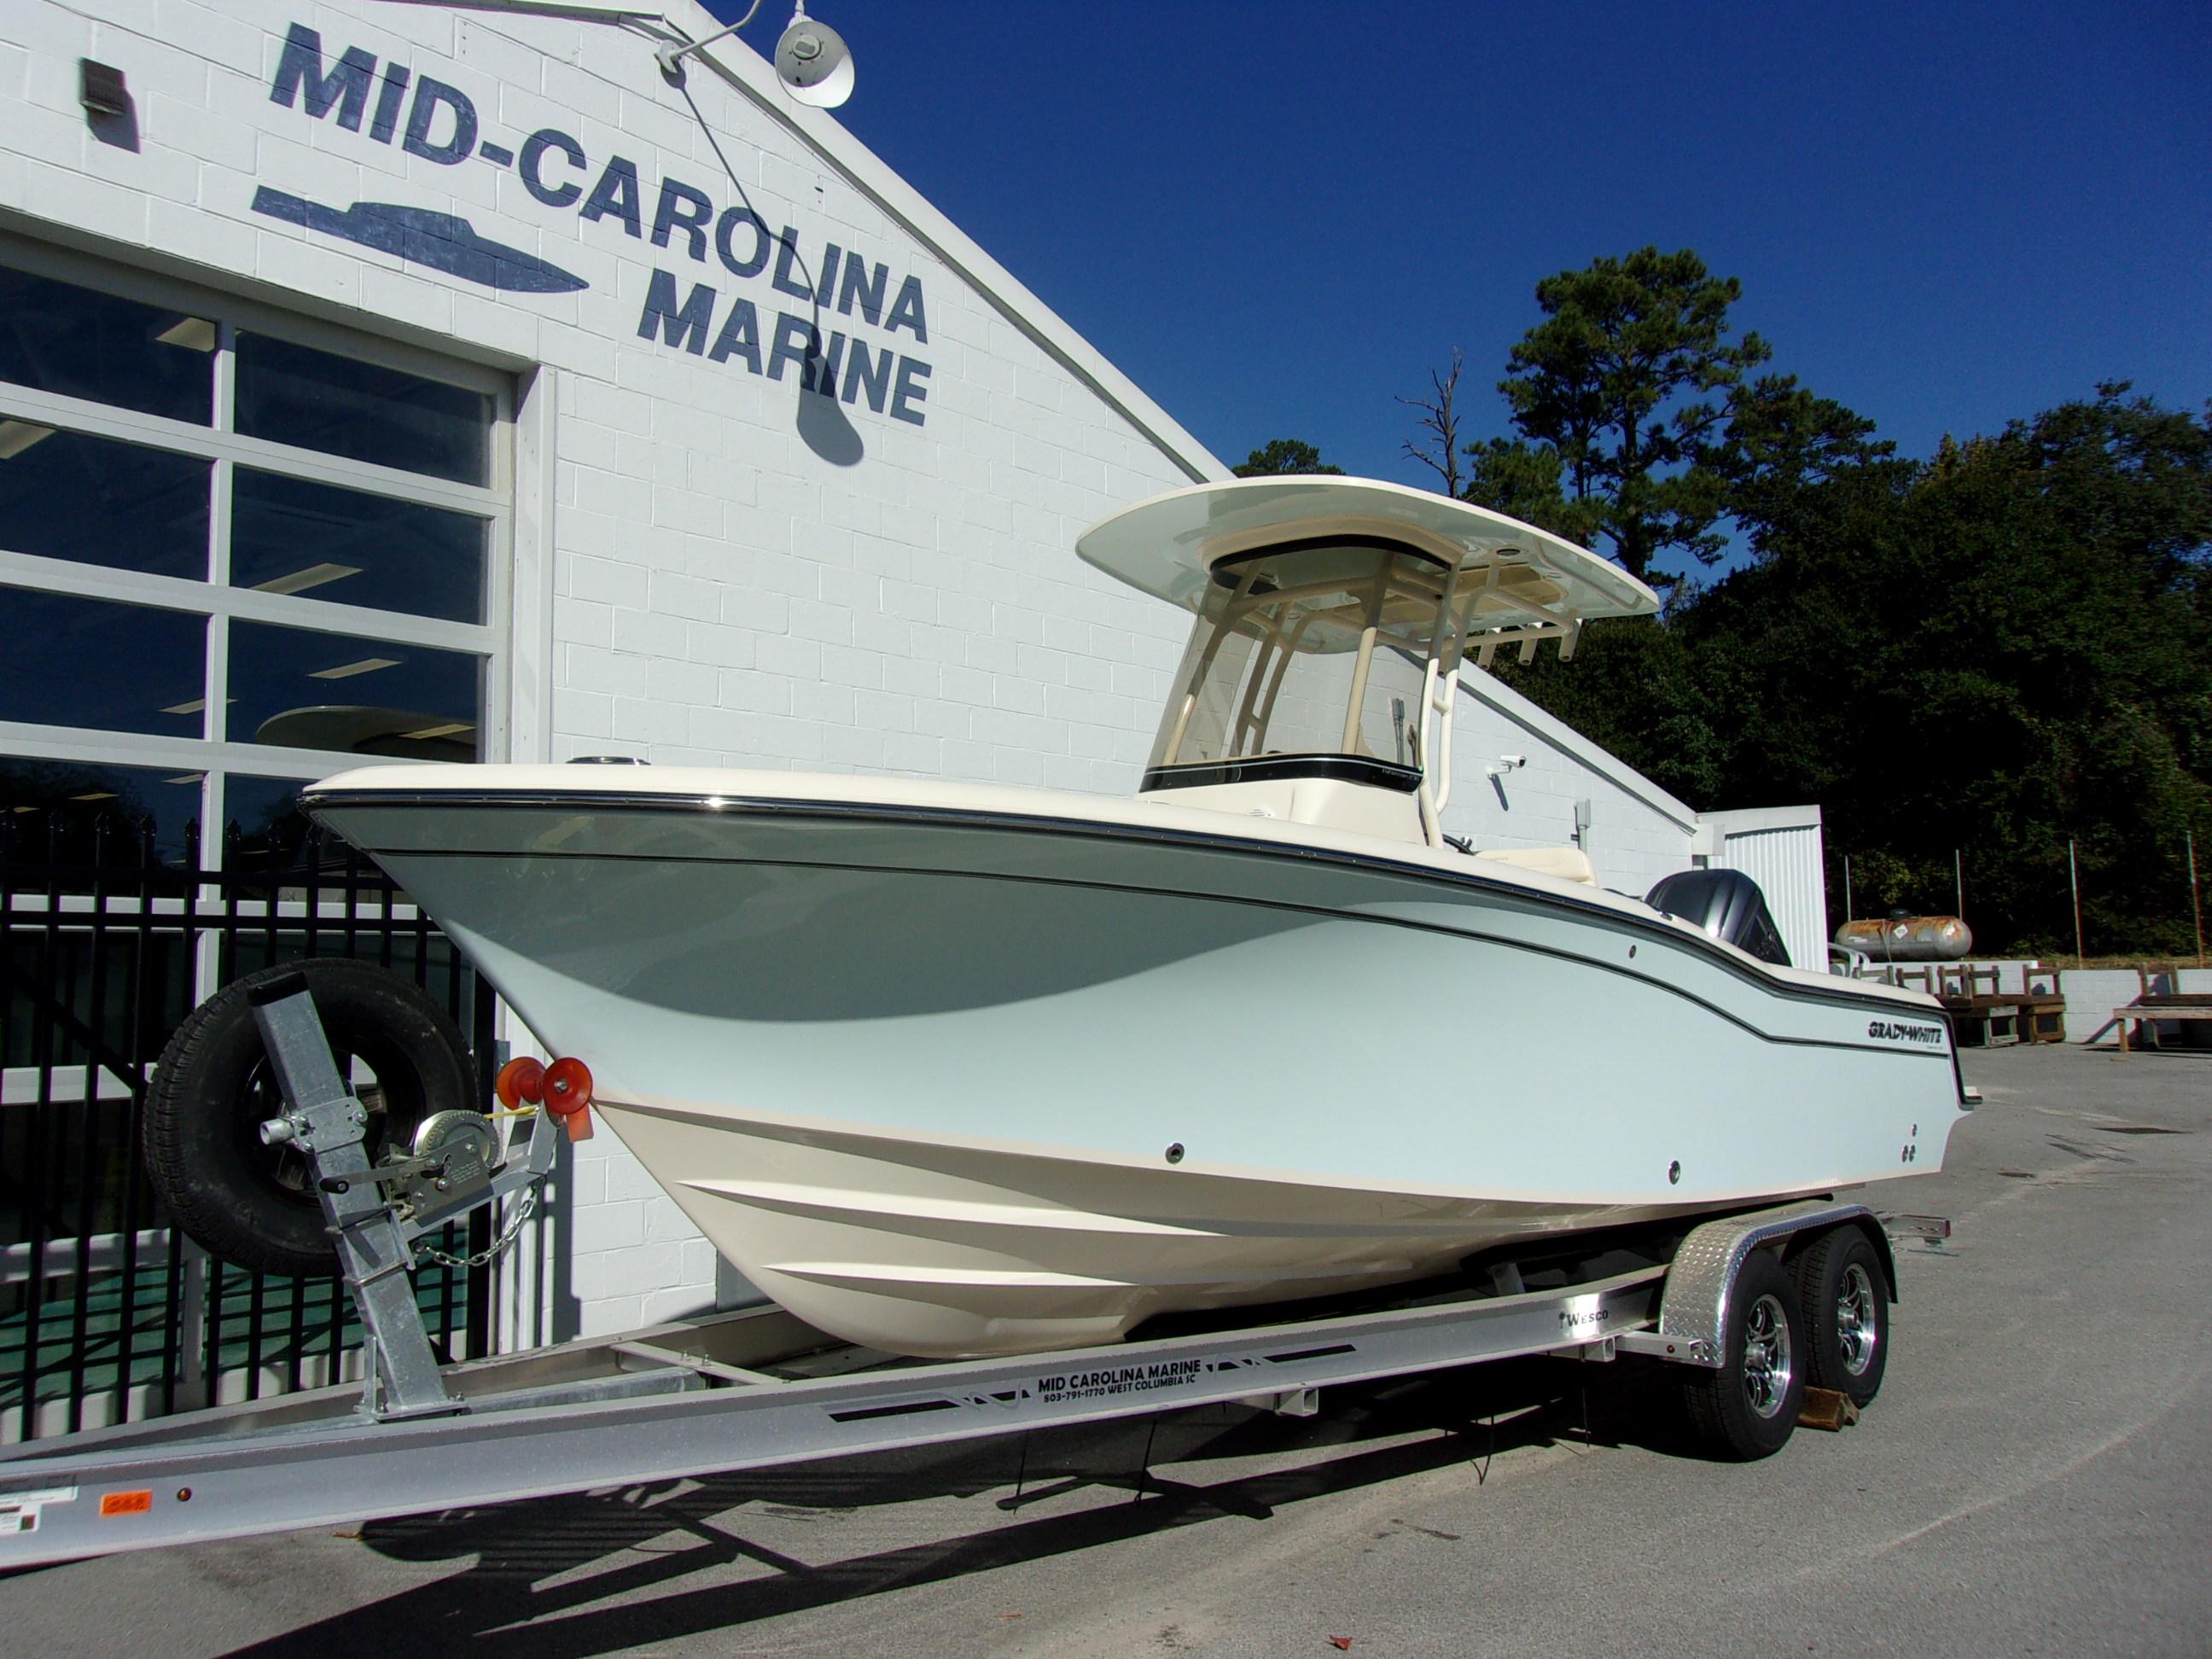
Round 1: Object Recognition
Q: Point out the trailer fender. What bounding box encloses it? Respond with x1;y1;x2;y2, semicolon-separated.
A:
1650;1200;1888;1368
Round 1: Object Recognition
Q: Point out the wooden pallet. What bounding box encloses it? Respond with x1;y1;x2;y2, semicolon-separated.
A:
1941;992;2068;1046
1931;964;2066;1046
2106;965;2211;1057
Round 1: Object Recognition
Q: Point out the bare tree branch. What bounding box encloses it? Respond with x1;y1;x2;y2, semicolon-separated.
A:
1400;349;1467;497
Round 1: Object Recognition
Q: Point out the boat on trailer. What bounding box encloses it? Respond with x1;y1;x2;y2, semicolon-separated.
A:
299;477;1968;1359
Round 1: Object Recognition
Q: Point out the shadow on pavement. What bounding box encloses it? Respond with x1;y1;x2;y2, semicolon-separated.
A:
224;1358;1687;1656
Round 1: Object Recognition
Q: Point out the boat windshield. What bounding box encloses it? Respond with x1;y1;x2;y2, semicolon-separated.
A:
1149;541;1462;779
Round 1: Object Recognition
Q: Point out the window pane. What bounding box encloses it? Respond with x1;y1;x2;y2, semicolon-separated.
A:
230;469;486;623
0;589;205;736
220;773;318;869
0;265;213;424
227;620;482;762
234;333;491;486
0;756;203;870
0;428;209;579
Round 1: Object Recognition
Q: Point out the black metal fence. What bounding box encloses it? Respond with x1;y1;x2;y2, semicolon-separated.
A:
1;811;497;1443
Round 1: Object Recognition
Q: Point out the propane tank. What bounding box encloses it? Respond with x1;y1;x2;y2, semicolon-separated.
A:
1833;915;1974;962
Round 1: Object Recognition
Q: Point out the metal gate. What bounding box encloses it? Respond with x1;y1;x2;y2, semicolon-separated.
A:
1;811;496;1443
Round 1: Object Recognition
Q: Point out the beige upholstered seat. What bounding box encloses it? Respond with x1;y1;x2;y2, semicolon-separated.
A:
1472;845;1598;885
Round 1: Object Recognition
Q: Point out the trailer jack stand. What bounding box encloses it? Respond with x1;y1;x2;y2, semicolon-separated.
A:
247;972;557;1421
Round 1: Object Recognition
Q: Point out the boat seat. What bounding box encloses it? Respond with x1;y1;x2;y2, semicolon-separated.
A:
1472;845;1597;885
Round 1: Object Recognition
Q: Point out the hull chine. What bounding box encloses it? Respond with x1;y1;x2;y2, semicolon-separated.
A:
599;1095;1819;1359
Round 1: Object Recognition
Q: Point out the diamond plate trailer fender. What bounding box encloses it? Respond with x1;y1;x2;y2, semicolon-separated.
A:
1615;1199;1898;1368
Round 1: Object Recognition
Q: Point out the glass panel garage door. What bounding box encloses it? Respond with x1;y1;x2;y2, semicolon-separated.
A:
0;242;510;869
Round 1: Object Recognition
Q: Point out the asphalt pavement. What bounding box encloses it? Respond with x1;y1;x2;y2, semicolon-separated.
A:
3;1041;2209;1656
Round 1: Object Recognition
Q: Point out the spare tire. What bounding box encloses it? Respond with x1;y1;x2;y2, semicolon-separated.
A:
143;958;480;1278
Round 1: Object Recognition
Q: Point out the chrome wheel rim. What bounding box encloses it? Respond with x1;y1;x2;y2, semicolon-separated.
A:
1836;1262;1879;1377
1742;1292;1794;1420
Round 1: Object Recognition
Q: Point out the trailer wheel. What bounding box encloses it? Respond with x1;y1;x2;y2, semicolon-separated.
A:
1682;1251;1806;1461
143;958;478;1278
1792;1226;1889;1407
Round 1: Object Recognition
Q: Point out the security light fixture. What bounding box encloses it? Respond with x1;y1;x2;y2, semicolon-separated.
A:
773;4;854;108
657;1;853;108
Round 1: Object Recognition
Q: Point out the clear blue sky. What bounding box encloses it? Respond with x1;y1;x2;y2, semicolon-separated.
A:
713;1;2209;488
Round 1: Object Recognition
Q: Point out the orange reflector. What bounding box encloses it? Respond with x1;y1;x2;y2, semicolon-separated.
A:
562;1104;595;1142
495;1056;546;1109
543;1057;594;1116
100;1490;153;1517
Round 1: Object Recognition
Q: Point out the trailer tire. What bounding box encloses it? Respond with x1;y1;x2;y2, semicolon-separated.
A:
1792;1226;1889;1406
1681;1251;1806;1461
143;958;478;1278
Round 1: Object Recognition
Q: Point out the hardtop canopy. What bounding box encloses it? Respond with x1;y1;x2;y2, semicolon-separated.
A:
1074;476;1659;656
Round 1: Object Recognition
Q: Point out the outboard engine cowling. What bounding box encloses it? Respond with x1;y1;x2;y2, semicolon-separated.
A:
1644;868;1792;969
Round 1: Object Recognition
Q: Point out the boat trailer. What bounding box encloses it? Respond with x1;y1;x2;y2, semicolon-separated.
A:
0;975;1946;1569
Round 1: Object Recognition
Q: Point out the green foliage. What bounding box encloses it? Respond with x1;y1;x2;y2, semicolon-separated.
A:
1493;614;1732;806
1460;436;1603;545
1233;438;1344;478
1500;381;2211;956
1713;373;1903;555
1431;247;2209;956
1497;247;1771;584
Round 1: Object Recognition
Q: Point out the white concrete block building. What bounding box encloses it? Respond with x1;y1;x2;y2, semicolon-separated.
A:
0;0;1825;1349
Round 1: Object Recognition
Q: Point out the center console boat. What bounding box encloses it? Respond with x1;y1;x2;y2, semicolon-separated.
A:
301;478;1967;1358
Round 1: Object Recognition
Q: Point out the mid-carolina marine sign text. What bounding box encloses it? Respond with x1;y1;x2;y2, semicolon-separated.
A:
264;24;934;424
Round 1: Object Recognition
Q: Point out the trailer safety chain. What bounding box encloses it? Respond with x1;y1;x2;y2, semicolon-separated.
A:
416;1184;541;1270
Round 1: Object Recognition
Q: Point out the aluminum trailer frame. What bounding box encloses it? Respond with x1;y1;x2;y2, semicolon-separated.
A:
0;981;1928;1570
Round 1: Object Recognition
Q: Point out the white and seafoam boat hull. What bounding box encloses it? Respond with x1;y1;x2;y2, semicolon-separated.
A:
308;765;1969;1359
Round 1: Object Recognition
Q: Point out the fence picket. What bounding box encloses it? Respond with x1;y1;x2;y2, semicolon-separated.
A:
0;811;493;1442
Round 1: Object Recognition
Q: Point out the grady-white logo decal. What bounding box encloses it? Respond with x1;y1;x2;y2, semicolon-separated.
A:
1868;1019;1945;1046
263;24;934;424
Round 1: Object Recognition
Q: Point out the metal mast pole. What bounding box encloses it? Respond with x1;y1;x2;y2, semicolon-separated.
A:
2069;838;2085;968
2189;828;2204;969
